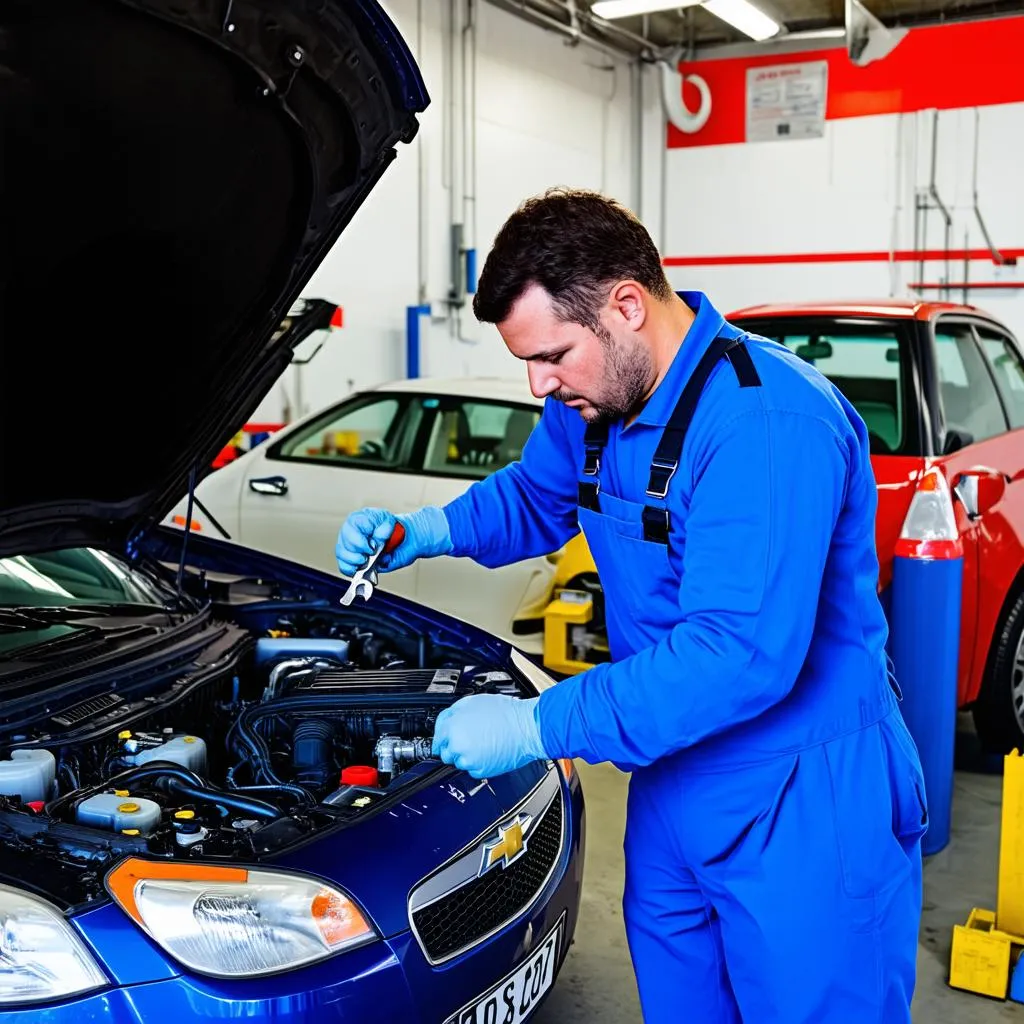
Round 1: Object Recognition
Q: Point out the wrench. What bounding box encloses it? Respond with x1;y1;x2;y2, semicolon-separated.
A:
340;521;406;606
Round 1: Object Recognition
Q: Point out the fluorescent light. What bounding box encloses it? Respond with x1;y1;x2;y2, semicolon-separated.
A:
702;0;780;39
591;0;702;18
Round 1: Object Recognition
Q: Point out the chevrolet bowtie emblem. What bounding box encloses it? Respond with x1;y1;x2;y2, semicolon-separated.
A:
479;813;532;877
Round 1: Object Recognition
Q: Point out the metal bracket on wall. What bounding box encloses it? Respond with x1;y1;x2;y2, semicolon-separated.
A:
913;109;953;299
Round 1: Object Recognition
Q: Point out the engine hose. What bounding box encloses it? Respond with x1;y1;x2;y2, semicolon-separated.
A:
46;762;282;821
231;785;310;809
230;696;440;795
159;777;282;820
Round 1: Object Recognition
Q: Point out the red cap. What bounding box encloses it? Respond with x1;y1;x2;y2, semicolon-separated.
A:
26;801;45;813
340;765;378;787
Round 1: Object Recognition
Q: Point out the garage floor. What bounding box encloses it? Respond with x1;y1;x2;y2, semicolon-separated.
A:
535;717;1024;1023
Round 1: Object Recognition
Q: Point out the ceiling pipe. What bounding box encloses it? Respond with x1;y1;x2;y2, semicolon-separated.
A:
481;0;668;59
547;0;663;53
481;0;635;59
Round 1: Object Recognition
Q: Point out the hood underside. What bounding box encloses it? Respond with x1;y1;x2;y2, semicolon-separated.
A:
0;0;427;558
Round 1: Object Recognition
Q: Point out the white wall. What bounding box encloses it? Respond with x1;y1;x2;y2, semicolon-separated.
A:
251;0;648;424
659;71;1024;336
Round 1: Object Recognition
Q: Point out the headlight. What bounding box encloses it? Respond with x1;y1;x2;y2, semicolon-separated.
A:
106;859;376;978
0;885;107;1004
511;648;556;694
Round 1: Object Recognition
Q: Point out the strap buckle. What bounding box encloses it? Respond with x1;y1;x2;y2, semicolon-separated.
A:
578;479;602;512
646;457;678;499
582;446;601;476
642;505;671;544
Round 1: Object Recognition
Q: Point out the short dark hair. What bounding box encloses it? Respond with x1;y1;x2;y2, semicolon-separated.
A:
472;187;673;331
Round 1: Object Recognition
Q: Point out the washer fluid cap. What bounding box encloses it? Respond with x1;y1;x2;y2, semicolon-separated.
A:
340;765;378;787
118;802;139;813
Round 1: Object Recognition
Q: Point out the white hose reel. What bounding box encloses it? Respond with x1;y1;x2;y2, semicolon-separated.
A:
660;55;712;135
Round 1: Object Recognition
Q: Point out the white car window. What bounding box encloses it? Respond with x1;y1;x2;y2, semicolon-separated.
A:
420;398;540;479
270;394;423;471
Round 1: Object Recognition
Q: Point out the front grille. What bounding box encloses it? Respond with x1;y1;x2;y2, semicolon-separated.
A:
411;791;564;963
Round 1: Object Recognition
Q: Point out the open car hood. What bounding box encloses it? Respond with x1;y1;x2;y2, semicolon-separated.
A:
0;0;427;559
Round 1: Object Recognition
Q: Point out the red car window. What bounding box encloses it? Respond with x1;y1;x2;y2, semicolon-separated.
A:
976;326;1024;430
933;323;1009;447
755;323;906;455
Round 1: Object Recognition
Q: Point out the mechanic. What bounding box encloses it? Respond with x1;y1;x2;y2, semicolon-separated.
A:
335;188;926;1023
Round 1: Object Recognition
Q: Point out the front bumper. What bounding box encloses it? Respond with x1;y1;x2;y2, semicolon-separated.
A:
11;782;585;1024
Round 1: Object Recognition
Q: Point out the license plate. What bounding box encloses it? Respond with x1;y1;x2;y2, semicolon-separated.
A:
443;912;566;1024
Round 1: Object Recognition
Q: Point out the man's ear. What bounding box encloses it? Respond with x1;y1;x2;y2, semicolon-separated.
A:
609;281;647;331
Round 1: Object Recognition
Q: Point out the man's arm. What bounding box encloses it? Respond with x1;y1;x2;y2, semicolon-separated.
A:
536;409;852;767
442;400;581;568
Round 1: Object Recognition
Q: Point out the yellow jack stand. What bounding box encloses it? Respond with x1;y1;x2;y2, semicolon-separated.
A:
542;591;597;676
949;749;1024;1000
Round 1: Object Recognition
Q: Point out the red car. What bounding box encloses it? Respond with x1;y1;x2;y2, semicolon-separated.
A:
729;299;1024;753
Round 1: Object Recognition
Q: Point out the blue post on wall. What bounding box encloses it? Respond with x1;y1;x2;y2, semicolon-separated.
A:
406;304;430;379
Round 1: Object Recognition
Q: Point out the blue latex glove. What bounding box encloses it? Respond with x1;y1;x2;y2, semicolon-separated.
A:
335;506;453;578
431;694;546;778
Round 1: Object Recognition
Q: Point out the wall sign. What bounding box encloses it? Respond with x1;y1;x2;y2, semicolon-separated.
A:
746;61;827;142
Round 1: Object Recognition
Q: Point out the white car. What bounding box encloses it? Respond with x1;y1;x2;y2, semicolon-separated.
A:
165;376;556;650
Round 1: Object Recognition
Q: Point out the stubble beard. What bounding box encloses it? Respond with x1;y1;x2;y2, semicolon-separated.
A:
577;328;653;424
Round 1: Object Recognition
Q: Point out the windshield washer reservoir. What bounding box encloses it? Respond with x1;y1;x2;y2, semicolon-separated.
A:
77;794;162;833
0;749;56;803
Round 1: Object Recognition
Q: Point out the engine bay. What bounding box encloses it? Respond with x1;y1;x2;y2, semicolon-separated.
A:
0;599;522;907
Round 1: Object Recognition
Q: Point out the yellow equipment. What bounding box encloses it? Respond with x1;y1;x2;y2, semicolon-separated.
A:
949;749;1024;1000
535;533;609;676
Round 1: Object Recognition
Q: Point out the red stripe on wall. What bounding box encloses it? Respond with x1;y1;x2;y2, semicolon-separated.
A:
663;247;1024;267
910;281;1024;290
669;15;1024;149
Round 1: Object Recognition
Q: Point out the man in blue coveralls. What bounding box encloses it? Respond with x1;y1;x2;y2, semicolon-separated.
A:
336;189;927;1022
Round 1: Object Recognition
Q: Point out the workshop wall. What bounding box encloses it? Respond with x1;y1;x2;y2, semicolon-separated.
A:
250;0;647;424
659;14;1024;340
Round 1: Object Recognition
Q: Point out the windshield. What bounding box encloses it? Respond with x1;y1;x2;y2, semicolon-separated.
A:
0;549;169;608
0;549;176;658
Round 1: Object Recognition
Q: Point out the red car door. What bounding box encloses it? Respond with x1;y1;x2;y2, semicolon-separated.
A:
970;322;1024;747
929;317;1024;749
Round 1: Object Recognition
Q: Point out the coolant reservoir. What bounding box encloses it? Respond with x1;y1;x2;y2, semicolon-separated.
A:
76;794;162;834
0;749;56;803
125;734;207;773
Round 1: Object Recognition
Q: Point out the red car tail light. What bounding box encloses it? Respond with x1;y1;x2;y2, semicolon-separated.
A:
894;467;963;560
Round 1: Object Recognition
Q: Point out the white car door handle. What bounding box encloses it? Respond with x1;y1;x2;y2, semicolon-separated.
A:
249;475;288;496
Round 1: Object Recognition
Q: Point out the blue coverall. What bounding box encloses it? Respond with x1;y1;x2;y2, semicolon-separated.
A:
441;291;926;1023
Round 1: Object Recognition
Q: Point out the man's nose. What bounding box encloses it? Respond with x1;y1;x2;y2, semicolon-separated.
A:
527;363;559;399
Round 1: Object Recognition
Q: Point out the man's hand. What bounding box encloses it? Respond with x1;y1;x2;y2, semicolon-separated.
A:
432;695;547;779
335;505;453;578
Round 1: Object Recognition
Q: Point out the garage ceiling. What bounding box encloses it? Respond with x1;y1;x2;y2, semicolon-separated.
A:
484;0;1024;54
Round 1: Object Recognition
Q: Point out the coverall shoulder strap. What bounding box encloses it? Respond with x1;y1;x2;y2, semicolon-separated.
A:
578;419;609;512
645;333;761;501
641;332;761;544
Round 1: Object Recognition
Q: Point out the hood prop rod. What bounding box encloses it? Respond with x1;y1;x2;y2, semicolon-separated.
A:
175;463;198;598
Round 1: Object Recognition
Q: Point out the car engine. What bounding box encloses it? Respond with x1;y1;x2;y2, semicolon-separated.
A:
0;606;521;905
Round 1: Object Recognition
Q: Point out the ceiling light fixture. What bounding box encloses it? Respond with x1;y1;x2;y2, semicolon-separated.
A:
591;0;703;18
702;0;780;40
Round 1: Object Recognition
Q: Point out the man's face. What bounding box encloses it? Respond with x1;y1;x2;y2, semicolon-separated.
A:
497;283;653;424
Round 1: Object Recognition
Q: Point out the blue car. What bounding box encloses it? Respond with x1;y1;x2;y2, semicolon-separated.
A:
0;2;585;1021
